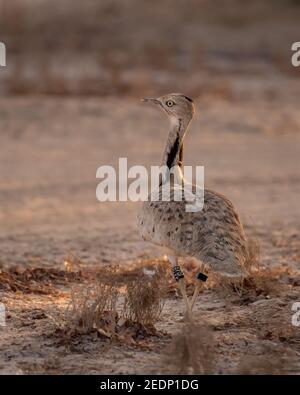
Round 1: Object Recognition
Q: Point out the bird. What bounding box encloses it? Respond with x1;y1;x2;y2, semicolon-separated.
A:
138;93;249;319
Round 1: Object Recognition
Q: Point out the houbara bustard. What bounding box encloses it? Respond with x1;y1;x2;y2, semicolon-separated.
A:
138;93;248;319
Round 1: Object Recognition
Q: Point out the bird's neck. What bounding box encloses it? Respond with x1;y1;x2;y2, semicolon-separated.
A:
161;116;190;171
160;116;191;186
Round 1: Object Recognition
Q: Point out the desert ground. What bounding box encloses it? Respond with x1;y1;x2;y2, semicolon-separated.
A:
0;0;300;375
0;79;300;374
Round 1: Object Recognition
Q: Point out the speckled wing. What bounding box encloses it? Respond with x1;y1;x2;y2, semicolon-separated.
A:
138;186;248;276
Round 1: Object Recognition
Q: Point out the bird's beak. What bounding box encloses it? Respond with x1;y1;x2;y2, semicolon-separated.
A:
141;97;160;105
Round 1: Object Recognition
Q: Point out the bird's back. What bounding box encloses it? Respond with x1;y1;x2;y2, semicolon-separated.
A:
138;186;248;276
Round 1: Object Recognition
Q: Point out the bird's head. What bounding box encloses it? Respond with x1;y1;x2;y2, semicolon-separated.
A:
141;93;195;124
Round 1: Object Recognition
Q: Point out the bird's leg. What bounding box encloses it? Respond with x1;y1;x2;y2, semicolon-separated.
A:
168;255;192;320
190;272;208;311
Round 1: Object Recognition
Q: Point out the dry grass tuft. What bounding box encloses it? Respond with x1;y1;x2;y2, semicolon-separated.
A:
50;263;168;344
163;322;216;374
68;281;120;336
124;263;168;326
200;236;298;314
212;265;293;302
206;237;293;300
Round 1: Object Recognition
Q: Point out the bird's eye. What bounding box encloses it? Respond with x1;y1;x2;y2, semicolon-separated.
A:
166;100;174;107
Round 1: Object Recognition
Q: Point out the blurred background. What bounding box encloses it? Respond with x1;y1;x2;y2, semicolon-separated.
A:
0;0;299;267
0;0;300;95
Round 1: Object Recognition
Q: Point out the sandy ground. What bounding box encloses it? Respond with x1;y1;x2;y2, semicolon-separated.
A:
0;78;300;373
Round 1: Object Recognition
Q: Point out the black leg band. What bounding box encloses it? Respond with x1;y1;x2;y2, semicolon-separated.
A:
172;265;184;281
197;272;208;282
